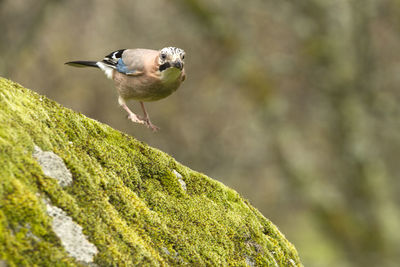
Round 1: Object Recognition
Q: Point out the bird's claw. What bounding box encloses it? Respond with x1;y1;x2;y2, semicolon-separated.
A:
126;114;159;131
144;119;160;132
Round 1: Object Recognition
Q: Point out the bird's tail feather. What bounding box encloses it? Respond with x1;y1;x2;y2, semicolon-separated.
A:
65;61;99;68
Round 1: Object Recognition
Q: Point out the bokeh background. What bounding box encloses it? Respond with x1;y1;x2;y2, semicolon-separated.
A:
1;0;400;266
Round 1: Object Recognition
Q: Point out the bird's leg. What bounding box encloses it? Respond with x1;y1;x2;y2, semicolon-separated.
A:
140;101;159;131
118;97;145;125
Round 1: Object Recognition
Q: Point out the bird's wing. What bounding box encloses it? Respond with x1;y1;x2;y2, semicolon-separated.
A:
101;49;149;76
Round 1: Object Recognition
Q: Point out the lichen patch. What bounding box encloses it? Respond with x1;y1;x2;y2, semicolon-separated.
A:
173;169;187;191
33;145;72;187
45;201;98;263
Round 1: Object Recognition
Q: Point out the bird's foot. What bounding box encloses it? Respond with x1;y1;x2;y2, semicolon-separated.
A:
127;113;146;124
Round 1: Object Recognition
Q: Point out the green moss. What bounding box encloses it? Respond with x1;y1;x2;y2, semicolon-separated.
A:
0;77;302;266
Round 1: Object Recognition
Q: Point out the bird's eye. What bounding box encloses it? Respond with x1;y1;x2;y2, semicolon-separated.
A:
181;54;185;60
161;53;167;60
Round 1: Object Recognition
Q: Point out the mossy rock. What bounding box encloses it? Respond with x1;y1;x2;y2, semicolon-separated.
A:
0;77;302;266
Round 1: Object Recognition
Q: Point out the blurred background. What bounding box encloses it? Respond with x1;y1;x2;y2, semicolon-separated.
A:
1;0;400;266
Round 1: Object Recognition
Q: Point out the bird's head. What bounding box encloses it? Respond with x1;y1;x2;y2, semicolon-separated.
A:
158;47;185;72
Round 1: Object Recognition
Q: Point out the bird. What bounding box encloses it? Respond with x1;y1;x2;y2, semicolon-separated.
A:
65;47;186;131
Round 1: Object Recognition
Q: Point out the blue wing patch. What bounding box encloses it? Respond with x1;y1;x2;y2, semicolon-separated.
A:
116;58;136;75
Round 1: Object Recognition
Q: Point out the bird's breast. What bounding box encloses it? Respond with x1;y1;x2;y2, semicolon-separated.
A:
113;69;183;102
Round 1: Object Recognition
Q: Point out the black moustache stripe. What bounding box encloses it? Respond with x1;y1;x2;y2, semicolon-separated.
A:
159;62;171;72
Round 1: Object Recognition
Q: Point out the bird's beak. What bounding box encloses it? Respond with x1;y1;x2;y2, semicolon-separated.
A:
172;61;183;70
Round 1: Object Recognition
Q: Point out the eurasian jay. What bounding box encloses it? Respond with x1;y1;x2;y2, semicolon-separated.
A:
65;47;186;131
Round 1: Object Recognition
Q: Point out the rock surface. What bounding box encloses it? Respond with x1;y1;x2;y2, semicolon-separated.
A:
0;77;302;266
